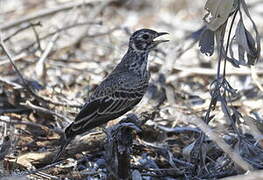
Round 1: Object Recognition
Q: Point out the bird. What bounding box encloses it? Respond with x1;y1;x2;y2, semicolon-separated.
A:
53;28;168;161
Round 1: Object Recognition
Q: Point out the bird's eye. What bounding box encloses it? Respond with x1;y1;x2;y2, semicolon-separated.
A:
142;34;149;40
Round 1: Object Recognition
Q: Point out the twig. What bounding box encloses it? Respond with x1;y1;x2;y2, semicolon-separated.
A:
21;101;71;123
18;21;102;53
171;65;263;76
31;22;42;51
0;21;101;66
0;52;27;66
19;160;63;177
0;34;29;87
0;0;102;30
33;172;60;180
66;0;116;47
0;76;23;89
3;22;42;42
0;108;30;114
35;33;59;82
86;26;120;38
156;124;200;133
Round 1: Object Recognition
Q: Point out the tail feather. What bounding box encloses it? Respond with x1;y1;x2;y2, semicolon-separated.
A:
52;123;76;163
52;139;71;163
65;123;74;138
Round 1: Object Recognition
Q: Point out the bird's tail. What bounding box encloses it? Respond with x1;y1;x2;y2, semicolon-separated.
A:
52;139;71;163
52;123;75;162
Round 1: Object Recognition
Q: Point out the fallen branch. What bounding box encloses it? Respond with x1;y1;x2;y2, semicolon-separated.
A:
14;131;105;167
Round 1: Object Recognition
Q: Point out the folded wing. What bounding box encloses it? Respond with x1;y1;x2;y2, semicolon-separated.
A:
65;87;145;138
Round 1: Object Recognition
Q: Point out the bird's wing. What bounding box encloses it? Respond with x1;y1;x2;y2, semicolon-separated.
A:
65;74;148;138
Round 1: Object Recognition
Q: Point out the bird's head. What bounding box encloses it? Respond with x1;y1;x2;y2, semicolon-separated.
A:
129;29;169;52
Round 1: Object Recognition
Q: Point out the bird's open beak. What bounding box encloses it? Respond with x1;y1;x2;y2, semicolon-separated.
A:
153;32;169;44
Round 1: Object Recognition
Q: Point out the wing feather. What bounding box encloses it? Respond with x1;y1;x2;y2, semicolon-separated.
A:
65;73;148;138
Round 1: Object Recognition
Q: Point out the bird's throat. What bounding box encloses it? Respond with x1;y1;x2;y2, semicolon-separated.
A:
127;49;149;77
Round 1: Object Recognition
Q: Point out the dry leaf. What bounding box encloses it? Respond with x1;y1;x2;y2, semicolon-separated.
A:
199;28;214;56
235;20;258;65
182;141;195;162
240;0;261;64
204;0;235;31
